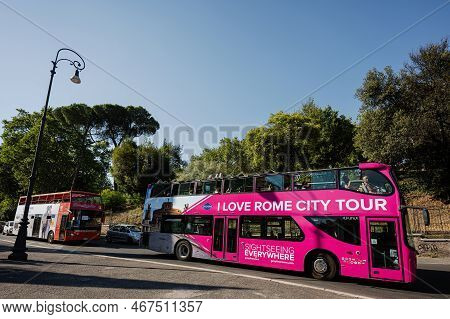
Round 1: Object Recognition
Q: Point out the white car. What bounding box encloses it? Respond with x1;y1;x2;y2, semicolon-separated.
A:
2;221;15;235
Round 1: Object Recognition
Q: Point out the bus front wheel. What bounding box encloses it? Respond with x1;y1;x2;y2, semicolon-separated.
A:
47;231;54;244
175;240;192;261
310;253;337;280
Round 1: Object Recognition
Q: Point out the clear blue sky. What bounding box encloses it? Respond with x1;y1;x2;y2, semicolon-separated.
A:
0;0;448;155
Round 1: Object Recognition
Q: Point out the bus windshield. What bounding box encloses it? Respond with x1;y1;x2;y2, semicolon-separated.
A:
339;168;393;195
71;210;103;230
150;183;171;197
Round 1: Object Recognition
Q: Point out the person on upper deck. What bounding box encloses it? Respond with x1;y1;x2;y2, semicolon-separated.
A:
359;175;375;194
341;175;351;189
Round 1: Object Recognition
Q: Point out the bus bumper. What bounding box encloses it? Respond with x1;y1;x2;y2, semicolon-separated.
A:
67;231;100;242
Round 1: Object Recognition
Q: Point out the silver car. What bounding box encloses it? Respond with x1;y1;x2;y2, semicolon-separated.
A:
106;224;141;244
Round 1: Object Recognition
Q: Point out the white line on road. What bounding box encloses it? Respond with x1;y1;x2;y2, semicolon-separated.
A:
0;238;372;299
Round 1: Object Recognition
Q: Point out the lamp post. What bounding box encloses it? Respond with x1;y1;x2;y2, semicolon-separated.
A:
8;48;85;261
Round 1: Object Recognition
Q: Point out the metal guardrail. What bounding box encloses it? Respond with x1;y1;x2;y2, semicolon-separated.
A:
407;207;450;236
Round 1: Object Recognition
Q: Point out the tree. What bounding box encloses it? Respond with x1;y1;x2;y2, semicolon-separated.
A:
53;103;100;189
0;158;19;220
111;140;184;195
179;101;358;180
355;39;449;198
0;108;111;219
93;104;160;147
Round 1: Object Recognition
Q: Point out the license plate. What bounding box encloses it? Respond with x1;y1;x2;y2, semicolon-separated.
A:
83;238;88;240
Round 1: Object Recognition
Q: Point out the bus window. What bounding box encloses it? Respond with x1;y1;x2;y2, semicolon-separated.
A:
305;216;361;245
150;183;171;197
284;174;292;191
202;181;213;194
265;216;304;241
266;217;283;239
202;180;222;194
171;183;180;196
255;174;285;192
284;217;303;241
71;195;102;204
293;173;311;190
195;181;203;195
339;168;393;195
179;182;195;195
214;180;222;193
294;170;337;190
240;216;263;238
161;216;184;233
369;221;399;269
230;178;244;193
185;216;212;235
227;219;238;253
244;177;254;192
224;177;251;193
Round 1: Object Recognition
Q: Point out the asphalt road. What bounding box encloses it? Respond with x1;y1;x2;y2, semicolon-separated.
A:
0;234;449;299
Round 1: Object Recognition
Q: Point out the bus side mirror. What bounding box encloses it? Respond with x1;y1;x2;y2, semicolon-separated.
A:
422;208;430;226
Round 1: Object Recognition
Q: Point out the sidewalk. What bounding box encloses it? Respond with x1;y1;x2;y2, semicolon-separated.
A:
418;257;450;265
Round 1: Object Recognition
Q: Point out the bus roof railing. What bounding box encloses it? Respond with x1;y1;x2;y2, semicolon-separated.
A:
18;191;100;205
150;162;390;186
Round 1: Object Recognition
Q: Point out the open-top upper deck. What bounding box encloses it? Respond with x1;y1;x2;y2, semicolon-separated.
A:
144;162;401;219
18;191;102;210
150;163;396;198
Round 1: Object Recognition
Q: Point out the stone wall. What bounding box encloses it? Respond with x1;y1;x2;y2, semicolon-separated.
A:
413;238;450;257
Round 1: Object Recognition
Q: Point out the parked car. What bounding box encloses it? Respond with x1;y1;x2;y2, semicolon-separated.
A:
106;224;141;244
2;221;15;235
0;221;5;234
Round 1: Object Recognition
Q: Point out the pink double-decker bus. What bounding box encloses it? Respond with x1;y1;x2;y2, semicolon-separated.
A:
141;162;429;283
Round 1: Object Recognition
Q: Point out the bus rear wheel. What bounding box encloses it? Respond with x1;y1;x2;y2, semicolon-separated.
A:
47;231;54;244
310;253;337;280
175;240;192;261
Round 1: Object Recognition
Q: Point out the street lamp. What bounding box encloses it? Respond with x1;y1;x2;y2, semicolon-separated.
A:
8;48;85;261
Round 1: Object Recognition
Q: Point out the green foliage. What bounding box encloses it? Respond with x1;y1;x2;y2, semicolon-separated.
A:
0;196;16;221
179;100;359;180
123;192;143;207
93;104;160;147
355;39;449;198
0;108;110;194
101;189;126;211
0;103;161;218
111;140;185;195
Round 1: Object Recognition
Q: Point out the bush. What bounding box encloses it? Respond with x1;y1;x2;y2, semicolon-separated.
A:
0;196;17;221
101;189;126;211
123;193;143;208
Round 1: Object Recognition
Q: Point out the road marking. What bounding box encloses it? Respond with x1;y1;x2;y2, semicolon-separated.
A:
0;238;372;299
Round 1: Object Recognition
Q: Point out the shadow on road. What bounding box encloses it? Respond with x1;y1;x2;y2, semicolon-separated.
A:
1;238;448;297
0;266;245;295
185;257;450;297
0;258;213;274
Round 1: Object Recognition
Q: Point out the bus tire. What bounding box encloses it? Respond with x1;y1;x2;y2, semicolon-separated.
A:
175;240;192;261
47;231;54;244
310;253;337;280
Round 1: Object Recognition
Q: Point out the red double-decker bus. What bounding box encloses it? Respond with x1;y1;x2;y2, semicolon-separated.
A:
12;191;104;243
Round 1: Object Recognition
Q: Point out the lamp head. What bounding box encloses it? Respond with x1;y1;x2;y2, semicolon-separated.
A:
70;69;81;84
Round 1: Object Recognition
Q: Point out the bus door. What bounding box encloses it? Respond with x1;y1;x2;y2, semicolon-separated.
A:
32;215;42;237
59;215;68;241
367;218;403;282
212;217;239;262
